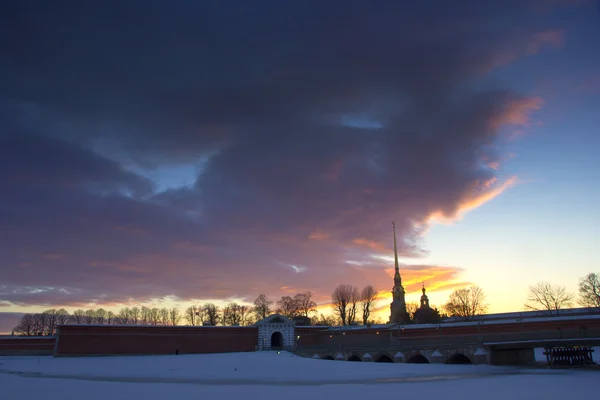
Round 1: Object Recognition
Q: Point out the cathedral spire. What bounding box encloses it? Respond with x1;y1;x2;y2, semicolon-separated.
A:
392;222;399;270
389;221;409;324
392;222;401;286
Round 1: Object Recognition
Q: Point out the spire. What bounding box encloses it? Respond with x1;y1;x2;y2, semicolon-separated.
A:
390;221;408;324
392;221;399;272
392;222;402;288
422;282;426;296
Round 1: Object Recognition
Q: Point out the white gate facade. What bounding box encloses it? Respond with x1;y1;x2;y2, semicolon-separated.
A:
256;314;296;350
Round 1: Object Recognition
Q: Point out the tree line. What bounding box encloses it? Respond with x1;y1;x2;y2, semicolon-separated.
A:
12;272;599;335
11;291;322;336
12;306;185;336
524;272;600;314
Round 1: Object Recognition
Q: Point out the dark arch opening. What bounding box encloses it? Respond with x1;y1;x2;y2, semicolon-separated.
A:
446;353;472;364
407;354;430;364
375;354;393;363
348;355;361;362
270;331;283;348
323;355;334;360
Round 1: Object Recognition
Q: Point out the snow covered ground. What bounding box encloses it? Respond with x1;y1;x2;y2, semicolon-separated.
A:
0;351;597;400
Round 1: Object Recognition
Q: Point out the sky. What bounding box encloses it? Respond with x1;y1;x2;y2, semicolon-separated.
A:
1;0;599;333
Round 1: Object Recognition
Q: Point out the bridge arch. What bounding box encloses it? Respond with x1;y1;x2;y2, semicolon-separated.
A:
446;353;472;364
407;354;430;364
375;354;393;363
347;355;361;362
323;355;334;360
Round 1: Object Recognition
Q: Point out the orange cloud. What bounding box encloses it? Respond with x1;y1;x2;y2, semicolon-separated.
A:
429;176;518;224
308;231;329;241
489;97;544;130
352;238;387;252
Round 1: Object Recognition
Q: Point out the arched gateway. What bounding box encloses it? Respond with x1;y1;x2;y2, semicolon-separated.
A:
257;314;296;350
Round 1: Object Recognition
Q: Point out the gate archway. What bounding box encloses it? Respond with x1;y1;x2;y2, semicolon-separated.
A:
270;331;283;348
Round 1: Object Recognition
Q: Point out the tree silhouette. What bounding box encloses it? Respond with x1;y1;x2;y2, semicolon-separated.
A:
276;296;300;318
525;281;574;315
360;285;377;325
252;294;273;320
444;285;488;321
203;303;221;326
294;292;318;317
332;284;359;325
578;273;600;309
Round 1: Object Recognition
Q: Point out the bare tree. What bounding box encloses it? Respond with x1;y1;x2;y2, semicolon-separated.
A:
84;309;95;324
159;308;170;325
294;292;318;317
203;303;220;326
239;305;252;326
253;294;273;320
525;281;574;315
94;309;107;324
55;309;70;326
360;285;377;325
169;308;182;326
150;308;162;325
332;284;359;325
42;309;58;335
140;307;151;324
444;285;488;321
348;287;360;325
276;296;300;318
578;273;600;309
406;302;420;322
184;305;201;326
223;302;243;325
32;313;46;335
116;308;131;325
13;314;36;336
71;309;86;324
106;311;115;325
130;307;141;325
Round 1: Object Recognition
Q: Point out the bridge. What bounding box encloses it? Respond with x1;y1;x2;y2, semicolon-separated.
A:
293;314;600;365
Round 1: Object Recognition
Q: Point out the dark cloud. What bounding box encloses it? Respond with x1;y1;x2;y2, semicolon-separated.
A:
0;0;578;308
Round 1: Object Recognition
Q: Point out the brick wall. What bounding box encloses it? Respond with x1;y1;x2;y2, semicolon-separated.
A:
55;325;259;356
0;336;56;356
